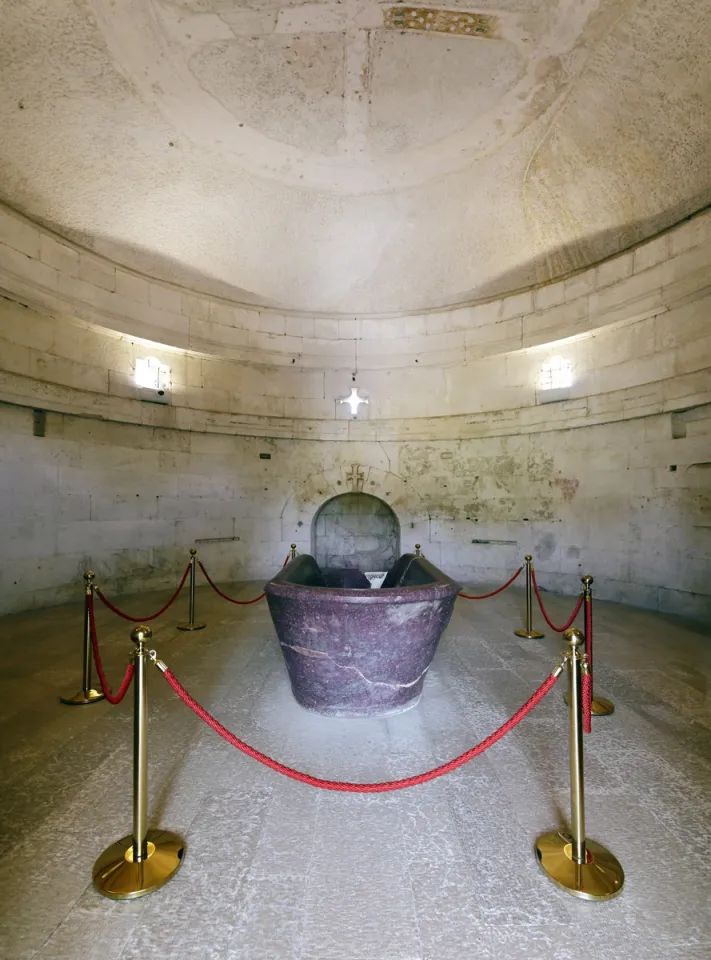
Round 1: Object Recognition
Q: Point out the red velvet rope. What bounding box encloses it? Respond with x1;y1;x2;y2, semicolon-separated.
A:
95;563;191;622
88;592;134;705
582;672;592;734
160;666;560;792
458;566;523;600
583;595;593;733
530;567;584;633
585;594;593;677
198;561;266;605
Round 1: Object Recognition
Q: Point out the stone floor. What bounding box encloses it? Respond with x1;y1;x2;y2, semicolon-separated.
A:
1;575;710;960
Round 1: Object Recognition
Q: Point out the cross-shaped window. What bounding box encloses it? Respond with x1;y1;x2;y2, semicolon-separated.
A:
340;387;368;416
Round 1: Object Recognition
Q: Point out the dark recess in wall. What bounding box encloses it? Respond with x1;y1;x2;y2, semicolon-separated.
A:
32;409;46;437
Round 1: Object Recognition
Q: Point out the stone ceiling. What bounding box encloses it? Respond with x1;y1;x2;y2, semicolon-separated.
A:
0;0;709;314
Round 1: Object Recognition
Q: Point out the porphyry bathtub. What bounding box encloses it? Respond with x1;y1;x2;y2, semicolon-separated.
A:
264;553;461;718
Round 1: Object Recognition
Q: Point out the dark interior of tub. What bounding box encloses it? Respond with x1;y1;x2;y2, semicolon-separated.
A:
276;553;436;589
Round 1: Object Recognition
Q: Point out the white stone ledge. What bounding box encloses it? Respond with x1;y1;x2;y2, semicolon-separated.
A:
2;365;710;445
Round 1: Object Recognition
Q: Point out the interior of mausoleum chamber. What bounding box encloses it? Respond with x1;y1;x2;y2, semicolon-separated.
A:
1;0;711;955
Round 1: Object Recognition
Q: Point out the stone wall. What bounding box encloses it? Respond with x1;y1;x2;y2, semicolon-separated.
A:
1;204;710;423
0;206;709;618
1;400;709;618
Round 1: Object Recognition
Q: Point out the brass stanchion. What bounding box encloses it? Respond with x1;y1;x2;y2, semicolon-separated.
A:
93;625;184;899
290;543;297;560
563;577;614;714
514;555;544;639
60;572;106;706
535;628;624;900
583;575;614;716
177;548;206;631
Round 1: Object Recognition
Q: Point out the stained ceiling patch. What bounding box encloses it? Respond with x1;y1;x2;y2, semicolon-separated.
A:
384;7;499;39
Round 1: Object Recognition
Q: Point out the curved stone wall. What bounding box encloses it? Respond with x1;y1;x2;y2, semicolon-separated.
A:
0;206;709;618
0;204;709;425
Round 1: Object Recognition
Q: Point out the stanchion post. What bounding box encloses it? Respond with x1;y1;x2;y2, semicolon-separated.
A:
60;571;106;706
290;543;297;560
178;548;206;632
583;575;614;716
535;628;624;900
93;625;184;899
514;555;544;639
414;543;422;556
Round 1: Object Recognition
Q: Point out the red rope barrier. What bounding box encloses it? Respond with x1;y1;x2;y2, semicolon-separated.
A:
583;595;593;733
88;593;134;705
198;561;266;605
95;563;191;622
531;568;583;633
458;566;523;600
582;671;592;734
160;665;561;792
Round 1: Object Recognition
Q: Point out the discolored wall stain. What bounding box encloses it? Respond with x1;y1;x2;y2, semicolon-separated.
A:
528;498;555;521
554;476;580;502
399;444;439;477
527;451;555;484
492;454;518;491
535;532;557;560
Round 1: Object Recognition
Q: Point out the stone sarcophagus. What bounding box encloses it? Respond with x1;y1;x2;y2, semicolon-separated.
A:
264;553;460;718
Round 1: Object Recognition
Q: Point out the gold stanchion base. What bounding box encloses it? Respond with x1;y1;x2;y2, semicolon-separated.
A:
591;696;615;715
514;628;545;639
93;829;185;900
177;622;206;631
60;688;106;706
563;694;615;716
535;832;624;901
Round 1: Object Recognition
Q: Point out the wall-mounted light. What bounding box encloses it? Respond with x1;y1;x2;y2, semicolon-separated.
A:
539;356;573;391
135;356;170;392
135;356;171;404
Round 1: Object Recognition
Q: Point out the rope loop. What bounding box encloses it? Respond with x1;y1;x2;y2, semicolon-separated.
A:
582;670;592;734
583;595;594;733
530;567;583;633
95;563;191;622
159;661;562;792
458;566;523;600
198;561;266;605
88;592;134;705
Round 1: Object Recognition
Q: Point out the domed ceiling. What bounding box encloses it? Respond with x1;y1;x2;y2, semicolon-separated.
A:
0;0;709;313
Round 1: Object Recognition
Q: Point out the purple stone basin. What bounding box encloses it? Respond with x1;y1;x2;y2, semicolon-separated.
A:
264;553;461;718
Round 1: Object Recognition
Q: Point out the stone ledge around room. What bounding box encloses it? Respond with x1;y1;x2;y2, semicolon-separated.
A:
0;362;710;442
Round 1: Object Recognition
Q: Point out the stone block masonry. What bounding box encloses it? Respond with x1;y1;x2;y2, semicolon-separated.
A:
0;208;709;618
0;401;709;620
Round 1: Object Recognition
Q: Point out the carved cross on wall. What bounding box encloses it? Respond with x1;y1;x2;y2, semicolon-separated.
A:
346;464;365;492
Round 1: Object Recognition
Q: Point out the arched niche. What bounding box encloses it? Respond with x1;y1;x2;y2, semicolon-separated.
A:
312;492;400;572
280;461;435;566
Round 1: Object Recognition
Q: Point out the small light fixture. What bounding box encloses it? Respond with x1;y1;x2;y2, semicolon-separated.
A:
340;386;368;417
539;356;572;391
135;357;170;392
